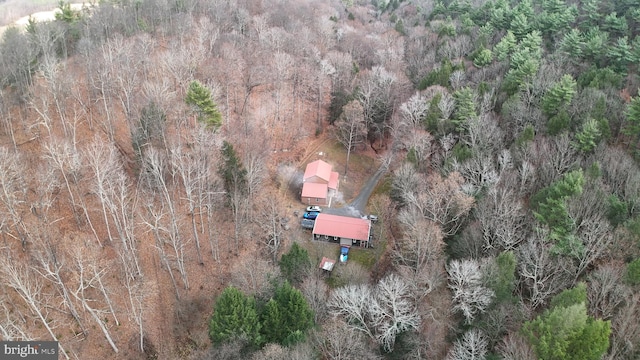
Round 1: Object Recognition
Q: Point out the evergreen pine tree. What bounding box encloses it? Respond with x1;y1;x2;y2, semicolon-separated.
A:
209;286;261;346
186;80;223;129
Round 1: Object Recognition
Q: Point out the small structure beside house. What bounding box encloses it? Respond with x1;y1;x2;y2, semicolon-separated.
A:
301;160;339;206
312;213;371;247
319;257;336;272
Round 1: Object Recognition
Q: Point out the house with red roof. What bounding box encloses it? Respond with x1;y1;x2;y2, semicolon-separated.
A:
312;213;371;247
301;160;339;206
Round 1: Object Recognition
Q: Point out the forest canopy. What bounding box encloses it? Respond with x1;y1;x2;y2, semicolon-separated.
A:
0;0;638;359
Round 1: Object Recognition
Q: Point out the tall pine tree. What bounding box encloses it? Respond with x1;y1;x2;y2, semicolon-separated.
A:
186;80;222;129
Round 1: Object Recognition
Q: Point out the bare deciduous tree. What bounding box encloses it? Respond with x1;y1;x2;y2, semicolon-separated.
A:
446;329;489;360
71;247;119;353
256;196;285;263
0;147;27;246
329;274;420;352
85;139;140;276
587;264;629;320
0;259;70;359
497;333;536;360
334;100;366;178
301;271;330;323
607;293;640;360
142;148;188;290
43;139;100;245
517;236;574;308
394;209;445;300
446;259;494;324
417;172;475;236
476;186;528;252
230;253;280;297
313;318;380;360
372;274;421;352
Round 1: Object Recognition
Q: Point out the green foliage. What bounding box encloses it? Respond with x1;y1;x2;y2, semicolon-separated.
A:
572;119;601;153
472;47;493;68
487;251;517;304
583;28;609;65
607;195;629;227
279;243;312;286
515;124;535;148
260;282;314;345
395;19;406;35
603;12;628;36
586;161;601;179
418;59;454;89
565;317;612;360
547;110;571;135
537;2;578;39
533;171;584;208
626;258;640;285
542;75;577;117
522;287;611;360
219;141;248;205
608;36;634;72
260;299;283;344
560;29;585;59
329;90;353;125
531;170;585;256
509;12;530;40
209;287;261;346
577;67;623;89
477;24;495;47
185;80;222;129
549;283;586;309
452;87;476;133
55;1;81;23
424;93;443;133
494;31;517;61
502;32;542;94
452;143;473;162
437;22;457;38
622;93;640;140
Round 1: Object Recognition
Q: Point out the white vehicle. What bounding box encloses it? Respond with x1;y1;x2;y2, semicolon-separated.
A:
306;206;322;213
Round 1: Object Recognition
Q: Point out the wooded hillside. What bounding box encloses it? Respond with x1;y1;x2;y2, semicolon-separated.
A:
0;0;639;359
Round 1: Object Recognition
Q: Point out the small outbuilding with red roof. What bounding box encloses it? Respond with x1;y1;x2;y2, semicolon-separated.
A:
301;159;339;206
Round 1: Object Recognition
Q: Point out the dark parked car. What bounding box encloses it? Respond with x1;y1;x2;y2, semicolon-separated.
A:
301;219;315;229
303;211;320;220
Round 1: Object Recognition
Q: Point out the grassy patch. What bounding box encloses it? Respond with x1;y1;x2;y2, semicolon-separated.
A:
348;247;377;269
372;173;393;197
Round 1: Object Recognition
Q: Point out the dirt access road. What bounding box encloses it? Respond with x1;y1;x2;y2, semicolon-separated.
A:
325;160;389;218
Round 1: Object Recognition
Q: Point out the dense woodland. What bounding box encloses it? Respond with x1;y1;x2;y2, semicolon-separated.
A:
1;0;640;358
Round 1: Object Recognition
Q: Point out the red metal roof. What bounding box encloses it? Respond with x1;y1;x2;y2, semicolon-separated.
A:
329;171;339;190
303;160;333;183
319;257;335;271
301;182;328;199
313;214;371;242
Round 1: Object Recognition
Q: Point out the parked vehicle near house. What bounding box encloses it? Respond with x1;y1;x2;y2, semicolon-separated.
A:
306;206;322;213
301;219;315;229
340;246;349;263
303;211;320;220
